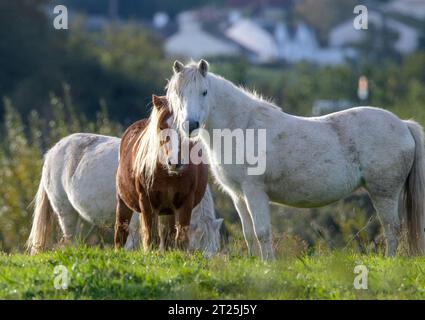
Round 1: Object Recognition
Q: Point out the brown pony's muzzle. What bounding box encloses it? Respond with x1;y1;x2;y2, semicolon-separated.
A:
175;225;190;249
167;161;184;173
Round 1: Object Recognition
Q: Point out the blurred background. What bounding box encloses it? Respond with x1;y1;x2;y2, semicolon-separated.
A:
1;0;425;254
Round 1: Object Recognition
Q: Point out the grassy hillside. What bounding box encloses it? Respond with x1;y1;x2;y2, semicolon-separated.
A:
1;247;424;299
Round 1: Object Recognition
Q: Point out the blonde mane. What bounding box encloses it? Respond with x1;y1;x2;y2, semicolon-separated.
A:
133;106;169;187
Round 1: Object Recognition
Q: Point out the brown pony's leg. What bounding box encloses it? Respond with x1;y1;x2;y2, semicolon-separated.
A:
158;215;176;251
114;196;133;249
175;194;194;250
139;197;160;251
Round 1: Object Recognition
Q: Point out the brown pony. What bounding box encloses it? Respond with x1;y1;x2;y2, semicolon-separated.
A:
114;95;208;251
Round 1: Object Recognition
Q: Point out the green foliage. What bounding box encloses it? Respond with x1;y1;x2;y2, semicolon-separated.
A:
0;0;63;115
0;98;42;252
0;1;168;123
1;247;424;299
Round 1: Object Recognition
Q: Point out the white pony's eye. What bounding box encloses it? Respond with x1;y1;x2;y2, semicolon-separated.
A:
202;90;207;96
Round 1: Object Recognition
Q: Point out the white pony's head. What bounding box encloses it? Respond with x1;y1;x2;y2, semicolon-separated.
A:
189;217;223;257
166;59;211;139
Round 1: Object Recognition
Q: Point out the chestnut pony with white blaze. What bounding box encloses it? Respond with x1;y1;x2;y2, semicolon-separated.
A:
166;59;425;260
115;95;209;251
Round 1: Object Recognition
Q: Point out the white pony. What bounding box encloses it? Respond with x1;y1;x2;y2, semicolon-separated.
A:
27;133;222;255
166;59;425;260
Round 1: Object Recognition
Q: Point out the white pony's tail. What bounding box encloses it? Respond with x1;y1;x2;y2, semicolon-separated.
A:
27;178;54;255
404;120;425;255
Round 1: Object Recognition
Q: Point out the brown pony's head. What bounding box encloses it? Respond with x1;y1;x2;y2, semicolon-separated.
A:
152;95;184;173
133;95;182;186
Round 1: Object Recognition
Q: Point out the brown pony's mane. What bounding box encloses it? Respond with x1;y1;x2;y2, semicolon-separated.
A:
132;100;171;186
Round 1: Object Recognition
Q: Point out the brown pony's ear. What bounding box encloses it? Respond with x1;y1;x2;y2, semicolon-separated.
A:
152;95;164;109
152;95;168;110
173;60;184;73
198;59;209;77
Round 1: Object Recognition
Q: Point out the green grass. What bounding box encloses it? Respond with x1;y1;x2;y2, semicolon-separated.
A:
1;247;425;299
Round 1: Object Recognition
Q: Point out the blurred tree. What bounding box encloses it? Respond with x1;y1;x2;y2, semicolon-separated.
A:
58;18;165;123
0;1;169;124
0;98;42;251
0;0;64;116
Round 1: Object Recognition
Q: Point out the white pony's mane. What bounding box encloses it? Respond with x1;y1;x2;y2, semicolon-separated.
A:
132;106;169;186
236;84;277;107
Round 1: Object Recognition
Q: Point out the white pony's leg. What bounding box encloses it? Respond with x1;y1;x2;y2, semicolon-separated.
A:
370;195;401;256
241;182;275;261
58;212;79;244
231;195;259;256
74;218;97;245
74;216;85;240
49;198;79;245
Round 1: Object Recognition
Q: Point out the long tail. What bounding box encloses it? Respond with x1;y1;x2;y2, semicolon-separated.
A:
27;177;54;255
404;120;425;255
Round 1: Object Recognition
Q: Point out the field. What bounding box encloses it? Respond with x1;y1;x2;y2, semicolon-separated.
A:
1;247;425;299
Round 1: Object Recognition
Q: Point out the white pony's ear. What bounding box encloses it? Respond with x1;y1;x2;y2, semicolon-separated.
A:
198;59;209;77
173;60;184;74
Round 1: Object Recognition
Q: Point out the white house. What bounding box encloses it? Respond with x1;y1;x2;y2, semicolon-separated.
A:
164;11;240;59
329;10;419;55
225;18;279;63
383;0;425;20
164;9;354;65
275;22;346;65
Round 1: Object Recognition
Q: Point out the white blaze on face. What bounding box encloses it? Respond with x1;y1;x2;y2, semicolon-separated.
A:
170;130;180;167
159;126;180;168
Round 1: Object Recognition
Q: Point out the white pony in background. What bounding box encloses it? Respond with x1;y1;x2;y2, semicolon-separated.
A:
27;133;222;256
166;59;425;260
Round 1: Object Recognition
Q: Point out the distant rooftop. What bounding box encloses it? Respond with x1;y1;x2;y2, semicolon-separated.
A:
164;12;239;59
384;0;425;20
329;10;419;55
225;18;279;62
